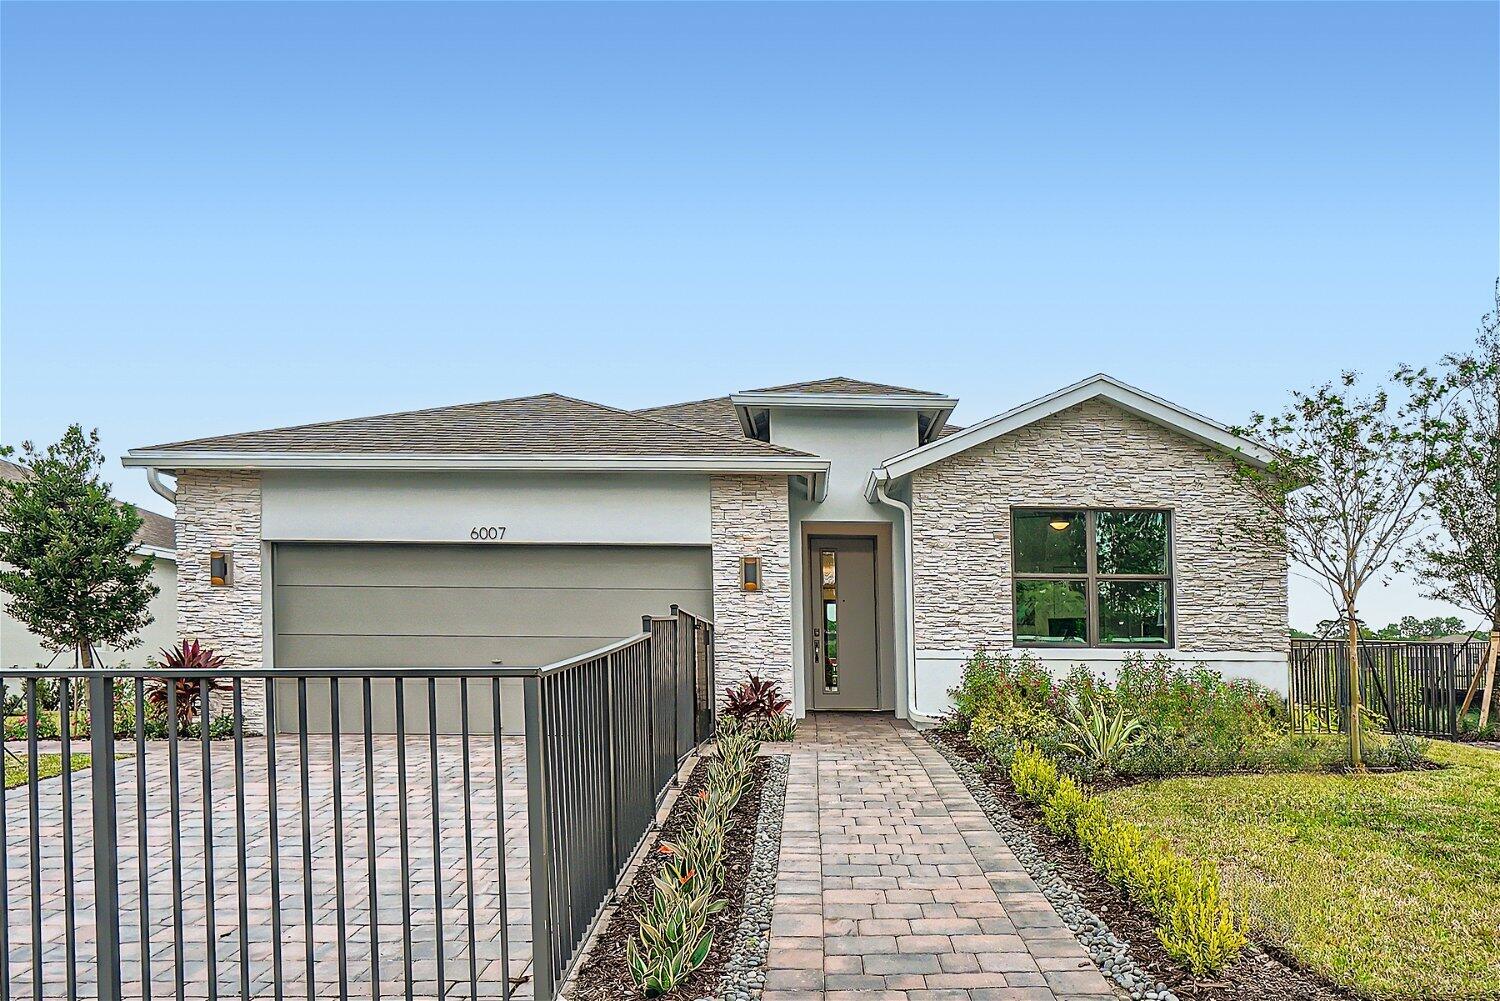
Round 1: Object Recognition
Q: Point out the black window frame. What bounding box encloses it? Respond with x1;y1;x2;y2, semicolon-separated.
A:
1010;507;1175;648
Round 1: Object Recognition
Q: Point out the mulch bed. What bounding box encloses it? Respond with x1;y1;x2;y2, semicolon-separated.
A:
569;755;767;1001
934;732;1359;1001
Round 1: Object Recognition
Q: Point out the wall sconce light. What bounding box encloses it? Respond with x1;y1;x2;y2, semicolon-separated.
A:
210;550;233;587
740;556;761;592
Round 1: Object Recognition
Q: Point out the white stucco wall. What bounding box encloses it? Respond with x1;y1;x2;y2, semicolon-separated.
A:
770;406;921;716
0;556;177;668
261;469;712;544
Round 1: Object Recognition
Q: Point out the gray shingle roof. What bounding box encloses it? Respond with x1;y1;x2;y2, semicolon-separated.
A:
743;376;946;396
138;393;811;458
0;458;175;552
634;396;742;435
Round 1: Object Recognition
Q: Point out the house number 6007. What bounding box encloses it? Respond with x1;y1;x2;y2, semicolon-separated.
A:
469;526;506;540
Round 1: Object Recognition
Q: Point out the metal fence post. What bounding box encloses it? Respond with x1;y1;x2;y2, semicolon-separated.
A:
523;673;557;1001
88;673;123;1001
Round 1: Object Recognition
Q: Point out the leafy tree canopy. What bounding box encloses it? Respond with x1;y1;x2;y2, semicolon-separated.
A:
0;426;159;666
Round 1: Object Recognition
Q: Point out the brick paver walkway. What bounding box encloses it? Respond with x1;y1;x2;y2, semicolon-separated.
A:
766;714;1114;1001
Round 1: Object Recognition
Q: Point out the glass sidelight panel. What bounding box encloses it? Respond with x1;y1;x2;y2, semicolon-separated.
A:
820;550;839;692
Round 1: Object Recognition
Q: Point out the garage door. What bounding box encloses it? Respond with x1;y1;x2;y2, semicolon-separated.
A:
271;543;712;732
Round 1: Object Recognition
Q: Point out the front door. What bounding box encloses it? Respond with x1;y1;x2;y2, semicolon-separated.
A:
808;537;880;710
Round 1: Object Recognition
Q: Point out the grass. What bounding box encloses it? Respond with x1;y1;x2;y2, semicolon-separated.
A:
3;752;93;789
1101;740;1500;1000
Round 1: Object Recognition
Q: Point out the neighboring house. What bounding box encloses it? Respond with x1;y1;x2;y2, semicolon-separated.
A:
0;457;179;668
122;374;1288;729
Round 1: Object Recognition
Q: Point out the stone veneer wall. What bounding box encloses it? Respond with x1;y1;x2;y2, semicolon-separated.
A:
709;474;794;697
909;399;1288;655
175;470;266;727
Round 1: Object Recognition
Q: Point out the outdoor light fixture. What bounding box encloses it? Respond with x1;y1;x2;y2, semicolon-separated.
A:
1049;518;1071;531
740;556;761;592
210;550;233;587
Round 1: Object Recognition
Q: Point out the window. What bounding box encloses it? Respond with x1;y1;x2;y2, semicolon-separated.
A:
1012;508;1172;647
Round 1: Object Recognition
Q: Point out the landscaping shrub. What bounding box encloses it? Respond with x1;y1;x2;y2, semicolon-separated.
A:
625;725;761;997
1009;744;1060;804
1033;749;1247;975
719;675;797;742
950;647;1428;779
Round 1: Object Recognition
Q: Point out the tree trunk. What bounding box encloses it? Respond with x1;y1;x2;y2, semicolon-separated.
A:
78;642;93;671
1347;610;1363;768
1480;630;1499;731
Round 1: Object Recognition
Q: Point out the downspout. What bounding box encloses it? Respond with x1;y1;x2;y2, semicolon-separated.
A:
145;468;177;505
870;473;922;724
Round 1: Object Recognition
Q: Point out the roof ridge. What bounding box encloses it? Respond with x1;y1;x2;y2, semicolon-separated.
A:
550;394;814;458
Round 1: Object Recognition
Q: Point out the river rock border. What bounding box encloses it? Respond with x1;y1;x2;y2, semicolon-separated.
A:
712;753;789;1001
926;734;1180;1001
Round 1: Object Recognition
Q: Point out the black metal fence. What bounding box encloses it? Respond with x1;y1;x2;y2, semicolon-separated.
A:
1288;637;1489;737
0;604;713;1000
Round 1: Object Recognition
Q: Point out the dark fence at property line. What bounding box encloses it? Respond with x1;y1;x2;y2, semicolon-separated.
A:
1288;637;1488;737
0;604;714;1001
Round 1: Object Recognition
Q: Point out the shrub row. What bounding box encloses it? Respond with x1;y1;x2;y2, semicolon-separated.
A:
950;647;1429;778
1009;745;1246;975
626;726;760;997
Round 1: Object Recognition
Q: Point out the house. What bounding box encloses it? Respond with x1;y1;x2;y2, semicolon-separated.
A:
121;374;1288;729
0;457;179;668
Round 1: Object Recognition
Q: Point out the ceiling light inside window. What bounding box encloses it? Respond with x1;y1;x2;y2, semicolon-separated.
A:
1049;518;1071;531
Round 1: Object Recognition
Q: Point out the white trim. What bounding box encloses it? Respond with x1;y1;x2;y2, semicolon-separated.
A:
123;451;830;476
135;544;176;562
876;373;1276;479
729;391;959;410
917;647;1285;663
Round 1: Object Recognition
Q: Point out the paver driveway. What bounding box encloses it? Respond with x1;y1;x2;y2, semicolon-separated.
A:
2;735;532;999
766;714;1114;1001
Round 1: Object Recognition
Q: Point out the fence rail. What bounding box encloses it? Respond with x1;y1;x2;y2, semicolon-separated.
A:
0;604;713;1001
1288;637;1489;737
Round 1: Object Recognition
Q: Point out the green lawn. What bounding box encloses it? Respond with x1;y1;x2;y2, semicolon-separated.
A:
1102;741;1500;1000
3;752;92;789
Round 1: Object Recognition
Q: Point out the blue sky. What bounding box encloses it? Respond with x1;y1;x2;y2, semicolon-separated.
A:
2;2;1496;629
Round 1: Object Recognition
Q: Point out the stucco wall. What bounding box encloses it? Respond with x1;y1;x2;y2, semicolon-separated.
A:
1;556;177;668
177;470;265;725
262;469;711;544
907;399;1288;709
709;474;793;697
771;407;919;715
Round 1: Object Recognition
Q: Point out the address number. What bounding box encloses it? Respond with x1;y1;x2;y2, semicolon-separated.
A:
469;526;506;541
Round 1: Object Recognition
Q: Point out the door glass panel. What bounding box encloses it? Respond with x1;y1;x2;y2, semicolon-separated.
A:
819;550;839;691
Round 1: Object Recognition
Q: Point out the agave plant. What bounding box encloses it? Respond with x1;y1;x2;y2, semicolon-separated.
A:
1060;694;1143;770
146;640;231;730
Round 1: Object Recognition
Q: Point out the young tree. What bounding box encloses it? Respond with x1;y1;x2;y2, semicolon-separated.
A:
1233;369;1449;766
0;426;159;669
1408;281;1500;729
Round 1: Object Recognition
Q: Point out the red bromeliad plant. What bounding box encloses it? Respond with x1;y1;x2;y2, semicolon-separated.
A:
147;640;231;729
720;674;790;721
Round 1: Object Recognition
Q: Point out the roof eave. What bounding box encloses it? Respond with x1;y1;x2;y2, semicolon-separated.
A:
122;450;830;476
729;391;959;410
876;374;1275;480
